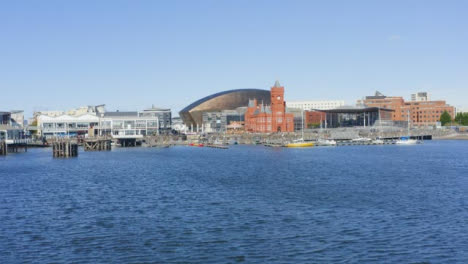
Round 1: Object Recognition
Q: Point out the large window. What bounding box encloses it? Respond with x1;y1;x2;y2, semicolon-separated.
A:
101;121;111;128
147;121;158;128
112;121;123;129
136;120;146;128
124;121;135;129
77;122;89;128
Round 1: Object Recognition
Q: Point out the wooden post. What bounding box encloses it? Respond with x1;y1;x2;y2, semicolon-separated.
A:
52;140;78;158
0;140;6;155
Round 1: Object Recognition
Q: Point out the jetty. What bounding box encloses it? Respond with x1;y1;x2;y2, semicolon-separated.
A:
52;140;78;158
83;137;112;151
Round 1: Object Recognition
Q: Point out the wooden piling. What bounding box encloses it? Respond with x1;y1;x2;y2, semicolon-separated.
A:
52;140;78;158
0;140;6;156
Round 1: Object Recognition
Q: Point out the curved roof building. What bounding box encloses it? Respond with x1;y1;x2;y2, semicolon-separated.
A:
180;89;271;126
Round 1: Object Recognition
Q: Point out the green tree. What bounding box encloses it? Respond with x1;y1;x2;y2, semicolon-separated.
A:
454;112;468;126
455;113;463;124
462;113;468;126
440;111;452;126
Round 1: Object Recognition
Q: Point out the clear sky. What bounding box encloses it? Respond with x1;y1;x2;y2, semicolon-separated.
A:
1;0;467;118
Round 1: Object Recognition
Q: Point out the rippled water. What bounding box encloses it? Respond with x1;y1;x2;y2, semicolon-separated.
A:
1;140;467;263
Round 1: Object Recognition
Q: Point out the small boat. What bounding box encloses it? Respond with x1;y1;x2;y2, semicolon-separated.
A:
372;139;384;144
317;139;337;146
395;110;421;145
286;139;314;148
286;111;314;148
395;136;419;145
351;137;372;142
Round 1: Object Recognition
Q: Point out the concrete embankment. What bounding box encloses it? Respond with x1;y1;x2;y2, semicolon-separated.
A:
433;133;468;140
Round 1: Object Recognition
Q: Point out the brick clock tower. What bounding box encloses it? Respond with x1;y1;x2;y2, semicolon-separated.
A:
244;80;294;133
271;80;287;132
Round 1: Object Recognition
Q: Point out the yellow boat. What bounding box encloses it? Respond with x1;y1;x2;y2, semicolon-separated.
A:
285;141;314;148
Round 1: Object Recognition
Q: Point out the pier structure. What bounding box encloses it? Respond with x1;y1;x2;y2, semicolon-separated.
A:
83;137;112;151
52;140;78;158
1;125;29;155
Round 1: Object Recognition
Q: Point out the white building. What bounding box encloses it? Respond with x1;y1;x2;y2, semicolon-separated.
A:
286;100;345;111
99;112;159;139
37;114;100;138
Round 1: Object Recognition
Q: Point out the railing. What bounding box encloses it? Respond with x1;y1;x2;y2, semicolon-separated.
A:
5;139;30;144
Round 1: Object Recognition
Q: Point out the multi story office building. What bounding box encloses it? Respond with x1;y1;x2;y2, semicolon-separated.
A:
201;109;244;133
286;100;345;110
360;91;455;126
138;106;172;134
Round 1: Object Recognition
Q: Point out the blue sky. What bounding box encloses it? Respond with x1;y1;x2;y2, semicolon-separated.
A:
1;0;467;117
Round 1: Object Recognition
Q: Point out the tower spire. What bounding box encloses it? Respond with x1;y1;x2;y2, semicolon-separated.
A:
274;80;281;88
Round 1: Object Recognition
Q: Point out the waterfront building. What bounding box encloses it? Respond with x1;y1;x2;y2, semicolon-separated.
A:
37;113;100;138
32;105;105;127
0;124;25;142
304;111;327;128
35;104;170;138
171;117;187;133
138;106;172;134
98;111;159;139
360;91;455;127
244;81;294;133
10;111;24;127
201;109;245;133
179;89;270;131
286;100;345;111
320;106;394;128
0;112;11;125
202;112;226;133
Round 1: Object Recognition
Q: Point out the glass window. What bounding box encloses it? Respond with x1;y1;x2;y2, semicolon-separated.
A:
124;121;135;129
77;122;89;128
136;120;146;128
147;121;158;128
112;121;123;129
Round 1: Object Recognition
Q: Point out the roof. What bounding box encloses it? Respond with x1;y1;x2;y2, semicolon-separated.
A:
180;88;268;113
320;106;395;113
103;111;138;117
273;80;282;88
38;113;100;122
142;107;171;112
0;124;22;131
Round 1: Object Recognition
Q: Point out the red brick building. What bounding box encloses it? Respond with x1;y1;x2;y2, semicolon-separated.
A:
304;111;327;128
360;91;455;126
244;81;294;133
